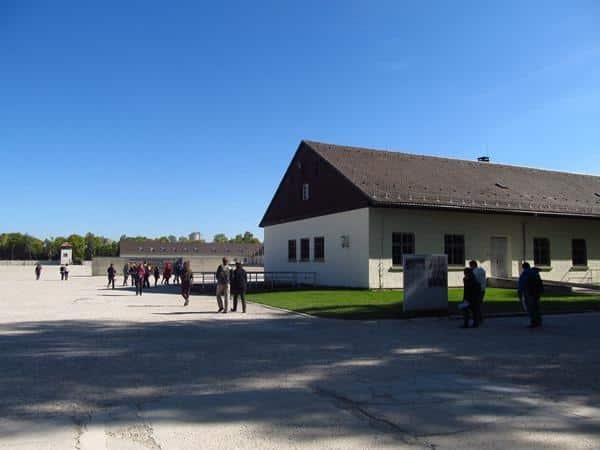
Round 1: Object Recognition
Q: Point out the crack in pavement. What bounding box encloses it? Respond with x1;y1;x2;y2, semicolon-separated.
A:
313;386;436;449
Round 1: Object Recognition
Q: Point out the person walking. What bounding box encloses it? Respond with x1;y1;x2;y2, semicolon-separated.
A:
143;262;151;289
123;262;130;286
136;263;146;296
460;267;481;328
215;257;230;313
107;263;116;289
64;264;69;280
153;265;160;287
129;263;137;286
60;265;65;280
469;260;486;324
174;259;182;285
34;263;42;280
181;261;193;306
230;261;248;313
518;262;544;328
162;263;172;285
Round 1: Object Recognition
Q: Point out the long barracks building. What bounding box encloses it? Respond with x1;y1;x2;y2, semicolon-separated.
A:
260;140;600;288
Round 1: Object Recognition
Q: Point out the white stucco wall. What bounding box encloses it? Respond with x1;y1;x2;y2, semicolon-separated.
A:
369;208;600;288
263;208;370;287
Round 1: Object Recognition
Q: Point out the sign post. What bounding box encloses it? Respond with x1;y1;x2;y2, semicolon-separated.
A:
403;254;448;312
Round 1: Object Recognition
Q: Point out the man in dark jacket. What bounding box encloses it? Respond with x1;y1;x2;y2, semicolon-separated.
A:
230;261;248;313
215;257;230;313
107;263;116;289
461;267;481;328
519;264;544;328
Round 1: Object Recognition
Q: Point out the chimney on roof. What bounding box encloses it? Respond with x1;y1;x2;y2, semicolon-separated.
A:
477;156;490;163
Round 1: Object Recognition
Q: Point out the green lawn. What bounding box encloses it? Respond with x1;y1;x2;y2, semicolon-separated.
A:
247;288;600;319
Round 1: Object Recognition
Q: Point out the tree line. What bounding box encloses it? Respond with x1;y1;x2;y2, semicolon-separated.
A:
0;233;118;263
1;231;262;262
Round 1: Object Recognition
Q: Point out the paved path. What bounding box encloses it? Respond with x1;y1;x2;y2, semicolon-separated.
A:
1;275;599;449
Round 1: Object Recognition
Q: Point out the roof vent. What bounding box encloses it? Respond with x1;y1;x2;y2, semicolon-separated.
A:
477;156;490;162
495;182;509;189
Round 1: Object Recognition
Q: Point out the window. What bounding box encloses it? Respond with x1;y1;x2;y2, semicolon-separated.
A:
392;232;415;266
444;234;465;266
314;237;325;261
572;239;587;266
300;238;310;261
302;183;310;200
533;238;551;266
288;240;297;262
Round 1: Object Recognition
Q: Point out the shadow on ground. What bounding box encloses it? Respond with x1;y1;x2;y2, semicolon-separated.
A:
1;314;600;447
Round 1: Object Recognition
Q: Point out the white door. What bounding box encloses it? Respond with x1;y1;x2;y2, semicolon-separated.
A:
490;237;508;278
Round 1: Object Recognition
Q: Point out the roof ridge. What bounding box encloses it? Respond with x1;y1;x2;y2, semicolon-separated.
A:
303;140;600;180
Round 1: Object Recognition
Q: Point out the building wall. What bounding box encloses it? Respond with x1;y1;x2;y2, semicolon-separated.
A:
368;207;600;288
263;208;371;287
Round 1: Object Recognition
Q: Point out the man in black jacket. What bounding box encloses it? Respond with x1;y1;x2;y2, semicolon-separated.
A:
230;261;248;313
107;263;116;289
215;257;230;313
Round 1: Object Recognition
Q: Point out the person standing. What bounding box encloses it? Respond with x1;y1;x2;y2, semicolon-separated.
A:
230;261;248;313
174;259;182;285
143;262;151;288
123;262;130;286
519;263;544;328
469;260;486;324
34;263;42;280
64;264;69;281
153;265;160;287
215;257;230;313
60;265;65;280
136;263;146;296
162;263;172;285
181;261;193;306
461;267;481;328
107;263;116;289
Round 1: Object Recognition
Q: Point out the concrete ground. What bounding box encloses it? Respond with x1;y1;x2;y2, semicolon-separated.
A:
1;271;599;449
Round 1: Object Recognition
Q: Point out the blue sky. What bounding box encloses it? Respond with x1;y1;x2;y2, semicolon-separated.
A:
1;1;599;241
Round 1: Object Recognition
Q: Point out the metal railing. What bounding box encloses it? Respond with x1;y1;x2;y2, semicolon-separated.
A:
560;268;600;286
192;271;317;292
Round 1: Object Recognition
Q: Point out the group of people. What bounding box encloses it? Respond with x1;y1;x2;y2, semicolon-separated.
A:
59;264;69;280
108;261;177;295
215;257;248;313
461;260;544;328
32;263;69;280
106;257;247;311
120;260;185;289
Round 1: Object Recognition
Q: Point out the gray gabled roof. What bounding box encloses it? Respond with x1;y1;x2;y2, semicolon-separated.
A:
305;140;600;218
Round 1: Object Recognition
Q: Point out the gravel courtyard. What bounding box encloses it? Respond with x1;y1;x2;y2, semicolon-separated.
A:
1;270;599;449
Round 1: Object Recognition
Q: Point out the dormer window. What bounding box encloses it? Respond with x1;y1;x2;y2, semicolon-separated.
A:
302;183;310;200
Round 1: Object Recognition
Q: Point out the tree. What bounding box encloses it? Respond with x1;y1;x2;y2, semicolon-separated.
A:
241;231;261;244
229;231;261;244
67;234;86;264
168;235;177;243
213;233;229;243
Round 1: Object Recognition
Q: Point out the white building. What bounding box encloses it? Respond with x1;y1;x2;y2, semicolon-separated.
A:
260;141;600;288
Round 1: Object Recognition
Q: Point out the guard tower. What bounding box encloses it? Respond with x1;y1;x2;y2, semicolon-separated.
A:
60;242;73;265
